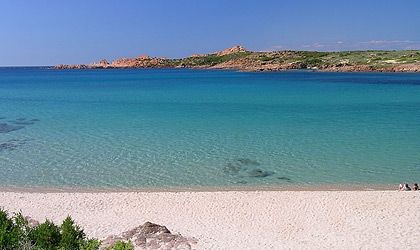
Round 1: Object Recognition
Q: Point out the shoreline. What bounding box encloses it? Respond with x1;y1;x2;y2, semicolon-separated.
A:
0;183;398;193
2;66;420;74
51;65;420;73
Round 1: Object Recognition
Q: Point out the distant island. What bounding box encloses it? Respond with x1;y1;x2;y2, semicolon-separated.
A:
55;45;420;72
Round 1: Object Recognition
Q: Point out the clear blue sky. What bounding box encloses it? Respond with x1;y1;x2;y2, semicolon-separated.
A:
1;0;419;66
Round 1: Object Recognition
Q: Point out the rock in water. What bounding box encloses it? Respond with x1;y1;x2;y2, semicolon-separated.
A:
277;176;292;181
223;158;262;174
9;117;40;125
0;139;30;152
247;169;274;178
0;123;24;133
0;142;18;151
11;120;35;125
223;162;242;174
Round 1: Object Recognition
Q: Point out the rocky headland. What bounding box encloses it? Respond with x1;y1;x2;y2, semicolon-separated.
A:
55;45;420;72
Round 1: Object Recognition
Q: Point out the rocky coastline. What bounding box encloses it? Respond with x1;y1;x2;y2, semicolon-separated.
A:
55;45;420;72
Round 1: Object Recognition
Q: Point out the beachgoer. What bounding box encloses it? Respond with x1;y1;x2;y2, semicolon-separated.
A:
413;183;419;191
403;183;411;191
399;183;404;191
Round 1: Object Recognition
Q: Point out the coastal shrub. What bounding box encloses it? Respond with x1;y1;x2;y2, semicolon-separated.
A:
106;240;134;250
29;220;61;250
0;209;100;250
0;209;20;249
81;239;101;250
13;212;32;250
258;55;273;61
59;216;86;249
0;209;33;249
302;58;323;67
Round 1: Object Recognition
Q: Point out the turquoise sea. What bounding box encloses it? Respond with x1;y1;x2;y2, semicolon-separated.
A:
0;68;419;189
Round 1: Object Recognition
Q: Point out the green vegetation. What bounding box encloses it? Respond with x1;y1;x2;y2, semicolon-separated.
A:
105;241;134;250
29;220;61;250
0;210;28;249
176;51;251;67
0;209;132;250
174;49;420;70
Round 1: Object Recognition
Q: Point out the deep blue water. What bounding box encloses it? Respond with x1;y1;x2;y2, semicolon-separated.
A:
1;68;420;189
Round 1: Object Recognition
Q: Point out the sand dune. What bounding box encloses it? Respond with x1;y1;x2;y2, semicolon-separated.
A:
1;190;419;249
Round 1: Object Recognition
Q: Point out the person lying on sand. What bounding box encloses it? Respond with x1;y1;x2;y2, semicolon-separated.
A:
399;183;411;191
413;183;419;191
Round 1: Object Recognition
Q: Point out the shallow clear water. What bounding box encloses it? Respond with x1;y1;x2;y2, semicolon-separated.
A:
1;68;420;189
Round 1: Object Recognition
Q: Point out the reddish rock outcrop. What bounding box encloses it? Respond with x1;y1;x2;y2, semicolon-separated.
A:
101;221;197;250
390;64;420;72
216;45;247;56
91;59;110;68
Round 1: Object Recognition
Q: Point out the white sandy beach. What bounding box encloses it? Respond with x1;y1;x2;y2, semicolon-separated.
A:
1;190;419;249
